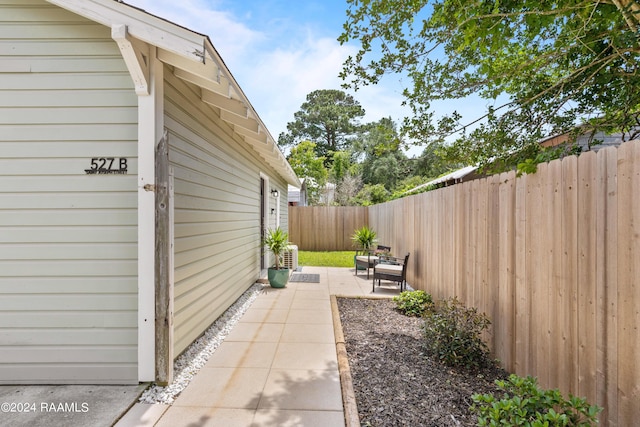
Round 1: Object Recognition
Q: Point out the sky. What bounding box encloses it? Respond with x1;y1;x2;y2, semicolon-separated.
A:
123;0;418;150
124;0;484;157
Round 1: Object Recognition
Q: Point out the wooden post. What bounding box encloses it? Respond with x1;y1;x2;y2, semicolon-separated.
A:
155;130;173;385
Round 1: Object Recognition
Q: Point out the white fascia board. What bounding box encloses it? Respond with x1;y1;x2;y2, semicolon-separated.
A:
46;0;206;62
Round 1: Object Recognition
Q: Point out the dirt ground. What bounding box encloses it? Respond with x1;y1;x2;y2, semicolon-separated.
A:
337;297;508;427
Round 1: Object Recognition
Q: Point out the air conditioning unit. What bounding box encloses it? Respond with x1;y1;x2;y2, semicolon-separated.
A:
283;245;298;271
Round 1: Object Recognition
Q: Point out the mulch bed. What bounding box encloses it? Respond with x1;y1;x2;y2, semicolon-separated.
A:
337;297;508;427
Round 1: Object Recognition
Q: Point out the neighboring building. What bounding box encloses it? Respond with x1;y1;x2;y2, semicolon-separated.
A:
539;129;634;151
290;178;333;206
0;0;299;385
405;165;481;194
288;184;305;206
319;182;337;206
407;129;634;195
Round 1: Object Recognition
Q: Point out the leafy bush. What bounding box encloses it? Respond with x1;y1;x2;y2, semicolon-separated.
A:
471;374;602;426
393;290;434;317
423;297;491;368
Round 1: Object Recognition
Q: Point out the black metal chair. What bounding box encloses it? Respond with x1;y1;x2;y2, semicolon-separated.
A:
372;253;410;292
355;245;391;279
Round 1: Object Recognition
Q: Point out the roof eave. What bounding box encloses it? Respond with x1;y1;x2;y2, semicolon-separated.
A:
45;0;300;187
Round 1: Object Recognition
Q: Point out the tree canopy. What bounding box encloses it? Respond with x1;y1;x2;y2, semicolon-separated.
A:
278;89;366;163
283;91;454;206
339;0;640;171
355;117;409;190
287;140;328;205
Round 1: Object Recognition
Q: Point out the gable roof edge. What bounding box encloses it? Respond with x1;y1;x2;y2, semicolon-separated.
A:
45;0;300;187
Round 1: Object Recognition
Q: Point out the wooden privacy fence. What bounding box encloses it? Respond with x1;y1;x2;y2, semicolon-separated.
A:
288;206;368;251
288;140;639;425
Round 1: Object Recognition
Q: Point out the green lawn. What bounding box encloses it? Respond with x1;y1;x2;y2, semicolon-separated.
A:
298;251;356;267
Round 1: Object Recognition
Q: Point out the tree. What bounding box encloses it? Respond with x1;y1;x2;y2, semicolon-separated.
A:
287;140;328;205
339;0;640;171
335;173;363;206
354;183;389;206
413;141;457;179
352;116;402;160
362;153;406;190
355;117;410;190
330;150;353;183
278;89;366;163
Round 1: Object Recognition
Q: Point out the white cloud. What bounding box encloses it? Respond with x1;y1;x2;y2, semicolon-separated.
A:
241;34;412;143
126;0;262;65
243;36;356;138
124;0;414;150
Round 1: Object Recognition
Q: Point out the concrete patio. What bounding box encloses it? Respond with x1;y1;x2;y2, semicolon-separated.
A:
115;266;402;427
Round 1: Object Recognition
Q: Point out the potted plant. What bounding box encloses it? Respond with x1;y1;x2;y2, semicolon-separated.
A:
352;225;377;251
263;227;291;288
352;225;377;270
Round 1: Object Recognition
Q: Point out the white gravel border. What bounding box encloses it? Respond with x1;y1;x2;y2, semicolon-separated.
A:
138;283;264;404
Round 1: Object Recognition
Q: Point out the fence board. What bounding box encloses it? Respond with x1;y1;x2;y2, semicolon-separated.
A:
616;142;640;425
458;183;471;302
578;151;598;401
288;140;640;425
514;173;530;377
548;159;563;390
497;171;516;372
486;174;501;350
476;178;488;316
596;147;618;425
528;164;544;380
564;156;576;394
546;160;559;388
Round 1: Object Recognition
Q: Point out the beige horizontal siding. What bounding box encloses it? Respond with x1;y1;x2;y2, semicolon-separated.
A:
0;90;136;107
0;260;137;280
0;107;138;124
0;210;136;226
0;347;137;363
0;176;138;191
0;0;138;384
0;57;128;72
164;70;288;356
0;277;135;294
0;23;113;39
0;73;135;89
0;227;137;242
0;124;137;141
0;192;137;209
0;366;137;385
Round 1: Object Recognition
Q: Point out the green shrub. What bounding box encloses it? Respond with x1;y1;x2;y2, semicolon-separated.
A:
423;297;491;368
471;374;602;426
393;290;434;317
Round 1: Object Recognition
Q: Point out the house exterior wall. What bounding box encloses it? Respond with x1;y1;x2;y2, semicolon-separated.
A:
164;71;287;356
0;0;139;384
